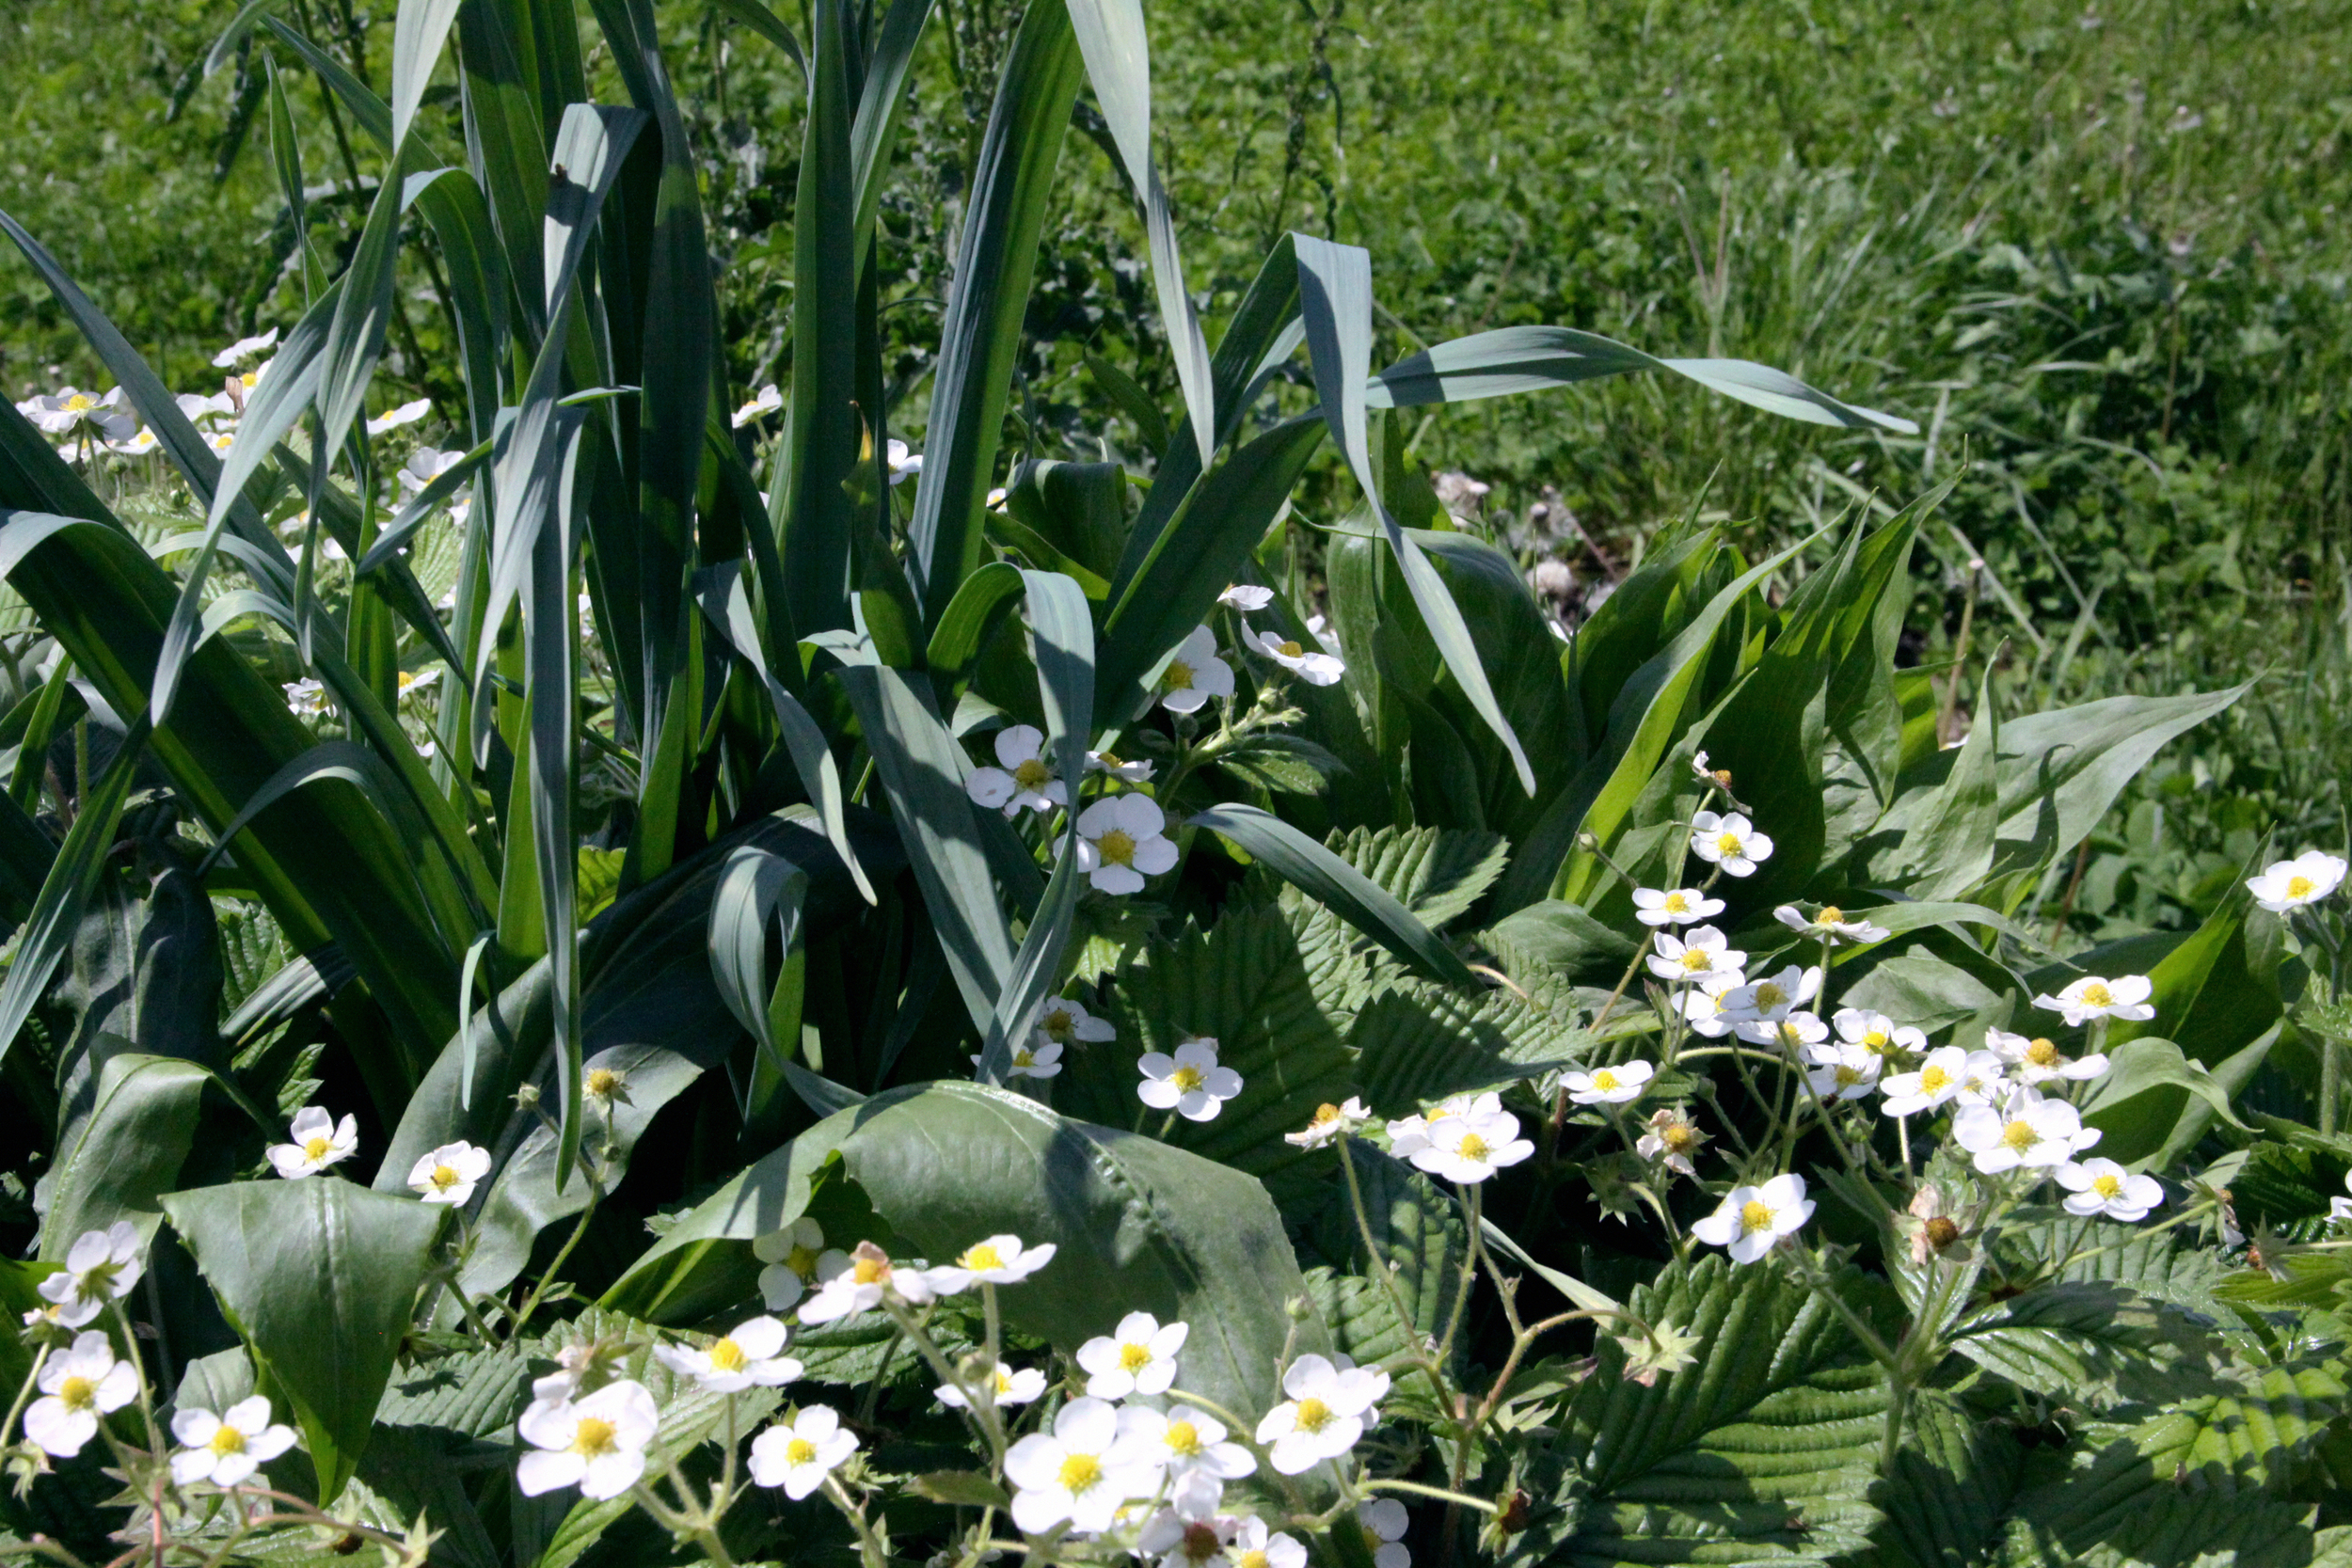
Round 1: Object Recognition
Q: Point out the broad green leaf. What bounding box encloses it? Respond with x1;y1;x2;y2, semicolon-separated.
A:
1309;1141;1468;1363
1060;900;1356;1198
1480;900;1639;988
1295;234;1534;793
1316;826;1508;930
1347;983;1589;1115
1872;1393;2026;1568
849;0;937;261
1191;803;1477;988
1945;1279;2191;1407
389;0;463;149
608;1082;1327;1422
1367;324;1917;434
1867;664;2001;899
2079;1036;2255;1168
163;1178;447;1502
906;0;1084;626
40;1053;212;1258
1518;1255;1890;1568
1989;685;2249;867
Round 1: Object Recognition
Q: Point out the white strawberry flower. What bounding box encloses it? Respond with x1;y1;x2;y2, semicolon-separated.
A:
1138;1037;1243;1122
169;1396;298;1488
1231;1518;1309;1568
1217;584;1274;610
749;1403;859;1498
1076;1310;1188;1399
516;1379;657;1498
1384;1092;1503;1157
1832;1008;1927;1059
365;398;431;436
1563;1060;1656;1106
1407;1108;1535;1183
1986;1028;2107;1085
1647;926;1744;983
1254;1354;1389;1475
1690;1172;1814;1263
922;1234;1057;1294
1878;1046;1972;1117
1155;626;1236;714
266;1105;358;1179
1034;994;1117;1051
283;677;333;720
213;328;279;368
107;426;160;457
1735;1009;1830;1051
406;1141;493;1205
2329;1170;2352;1222
1716;965;1821;1025
2031;974;2155;1026
1632;886;1724;927
1136;1475;1238;1568
974;1038;1063;1079
1286;1097;1373;1148
731;383;783;427
964;723;1069;816
1304;613;1339;653
1689;810;1772;876
755;1217;831;1313
1073;794;1180;895
1086;749;1155;783
1005;1396;1163;1534
654;1316;802;1392
1240;622;1344;686
2247;851;2347;913
1772;904;1890;946
398;445;467;498
1674;974;1743;1038
1635;1107;1708;1176
24;1331;136;1457
37;1223;144;1328
797;1241;934;1323
937;1363;1048;1409
1802;1040;1882;1101
21;387;136;440
2057;1159;2165;1221
1119;1404;1257;1479
885;438;921;484
177;389;235;427
1951;1086;2100;1174
1357;1499;1411;1568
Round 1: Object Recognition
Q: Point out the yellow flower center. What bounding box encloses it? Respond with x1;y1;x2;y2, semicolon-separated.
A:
210;1424;247;1456
787;1244;821;1281
1239;1555;1271;1568
2000;1120;2040;1152
572;1418;618;1458
1864;1030;1890;1050
1834;1065;1864;1087
708;1338;748;1372
1120;1342;1153;1373
1740;1200;1776;1235
2079;982;2113;1007
851;1257;889;1286
2288;875;2315;898
1310;1102;1342;1127
63;393;92;412
1919;1066;1951;1093
398;670;421;690
2092;1174;2123;1199
1592;1069;1620;1091
1013;758;1054;790
1057;1453;1104;1493
1097;829;1138;866
1170;1065;1205;1092
1817;907;1844;925
1717;832;1743;854
585;1068;623;1099
785;1436;818;1465
1679;949;1711;973
1162;660;1196;692
429;1164;462;1192
57;1376;95;1411
1662;1124;1697;1151
1455;1132;1494;1163
1165;1419;1202;1456
1293;1397;1335;1433
1041;1007;1074;1040
1012;1047;1036;1069
1754;983;1787;1008
1277;640;1305;658
960;1243;1006;1272
1663;893;1690;912
302;1135;333;1161
992;1368;1014;1395
2026;1038;2060;1067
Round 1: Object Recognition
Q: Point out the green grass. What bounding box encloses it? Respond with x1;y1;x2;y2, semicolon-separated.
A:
5;0;2347;930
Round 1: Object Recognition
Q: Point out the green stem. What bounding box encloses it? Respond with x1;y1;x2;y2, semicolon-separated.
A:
824;1474;891;1568
0;1345;52;1450
1357;1478;1498;1514
509;1180;603;1338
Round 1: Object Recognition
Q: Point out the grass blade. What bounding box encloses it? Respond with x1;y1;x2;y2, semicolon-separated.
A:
390;0;464;149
